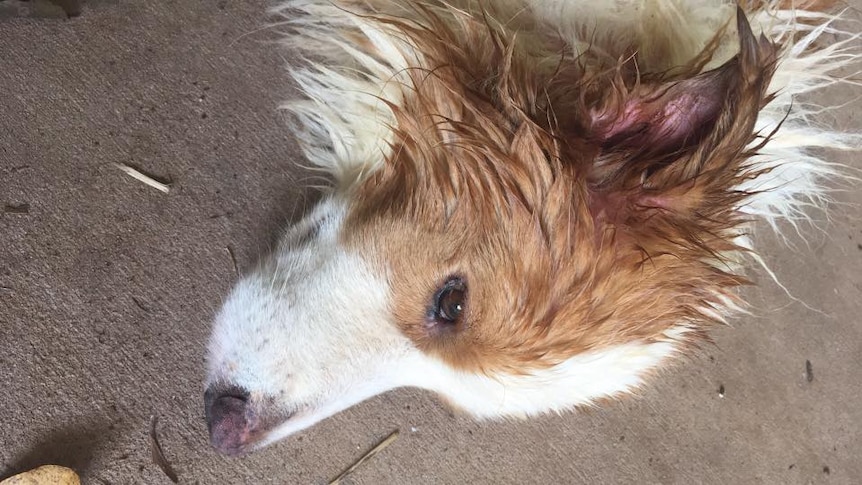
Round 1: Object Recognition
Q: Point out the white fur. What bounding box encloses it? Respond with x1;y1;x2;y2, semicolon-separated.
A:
406;328;693;419
740;11;861;231
208;197;411;419
207;0;859;448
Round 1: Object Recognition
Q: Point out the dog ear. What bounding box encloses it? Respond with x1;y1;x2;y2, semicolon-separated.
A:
585;8;777;220
589;65;734;159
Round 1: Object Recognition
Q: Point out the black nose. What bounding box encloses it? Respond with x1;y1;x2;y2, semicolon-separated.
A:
204;385;252;456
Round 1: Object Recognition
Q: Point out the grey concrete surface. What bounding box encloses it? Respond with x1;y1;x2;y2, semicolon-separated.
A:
1;1;860;484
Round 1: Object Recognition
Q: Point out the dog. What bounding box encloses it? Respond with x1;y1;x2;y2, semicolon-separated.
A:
204;0;857;455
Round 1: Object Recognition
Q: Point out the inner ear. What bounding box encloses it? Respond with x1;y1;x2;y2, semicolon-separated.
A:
583;7;777;219
589;66;736;156
585;8;761;159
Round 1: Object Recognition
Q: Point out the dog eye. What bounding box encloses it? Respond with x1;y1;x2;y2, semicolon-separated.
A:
433;277;466;325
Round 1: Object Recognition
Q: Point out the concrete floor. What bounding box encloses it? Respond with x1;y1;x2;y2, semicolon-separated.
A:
1;1;860;483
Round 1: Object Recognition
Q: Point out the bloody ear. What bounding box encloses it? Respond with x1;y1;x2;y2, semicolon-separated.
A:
589;8;774;161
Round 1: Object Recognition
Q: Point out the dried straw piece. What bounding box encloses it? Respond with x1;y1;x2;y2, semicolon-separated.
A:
149;415;179;483
114;163;170;193
329;429;400;485
226;246;239;275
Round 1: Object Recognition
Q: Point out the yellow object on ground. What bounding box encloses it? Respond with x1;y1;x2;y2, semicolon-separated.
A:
0;465;80;485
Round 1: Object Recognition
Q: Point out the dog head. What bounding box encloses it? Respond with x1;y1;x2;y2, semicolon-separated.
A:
205;5;777;455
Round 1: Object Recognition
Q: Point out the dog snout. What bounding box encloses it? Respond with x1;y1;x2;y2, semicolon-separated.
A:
204;385;254;456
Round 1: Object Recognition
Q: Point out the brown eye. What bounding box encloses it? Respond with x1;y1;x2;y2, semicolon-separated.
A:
433;277;466;325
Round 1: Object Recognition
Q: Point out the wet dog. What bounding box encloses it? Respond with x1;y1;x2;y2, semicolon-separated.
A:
205;0;857;455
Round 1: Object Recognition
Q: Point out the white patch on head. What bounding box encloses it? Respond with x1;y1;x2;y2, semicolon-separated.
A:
207;197;413;442
401;328;689;419
256;335;690;447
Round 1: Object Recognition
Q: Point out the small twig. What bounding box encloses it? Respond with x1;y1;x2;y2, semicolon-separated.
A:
114;163;170;193
131;296;150;313
329;429;400;485
149;415;179;483
3;203;30;214
225;246;239;275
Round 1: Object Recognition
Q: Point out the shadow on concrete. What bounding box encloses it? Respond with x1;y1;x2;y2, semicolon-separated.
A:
0;419;113;480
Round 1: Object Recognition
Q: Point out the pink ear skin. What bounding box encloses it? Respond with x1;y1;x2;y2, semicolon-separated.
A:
589;72;732;156
586;7;777;222
589;7;773;156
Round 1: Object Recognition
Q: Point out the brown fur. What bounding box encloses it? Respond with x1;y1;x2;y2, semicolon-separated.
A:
342;5;779;375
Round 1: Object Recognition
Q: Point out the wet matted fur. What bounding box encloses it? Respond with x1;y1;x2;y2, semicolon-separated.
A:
204;0;859;455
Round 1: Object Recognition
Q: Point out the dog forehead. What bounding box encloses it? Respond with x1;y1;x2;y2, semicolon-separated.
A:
210;201;407;372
